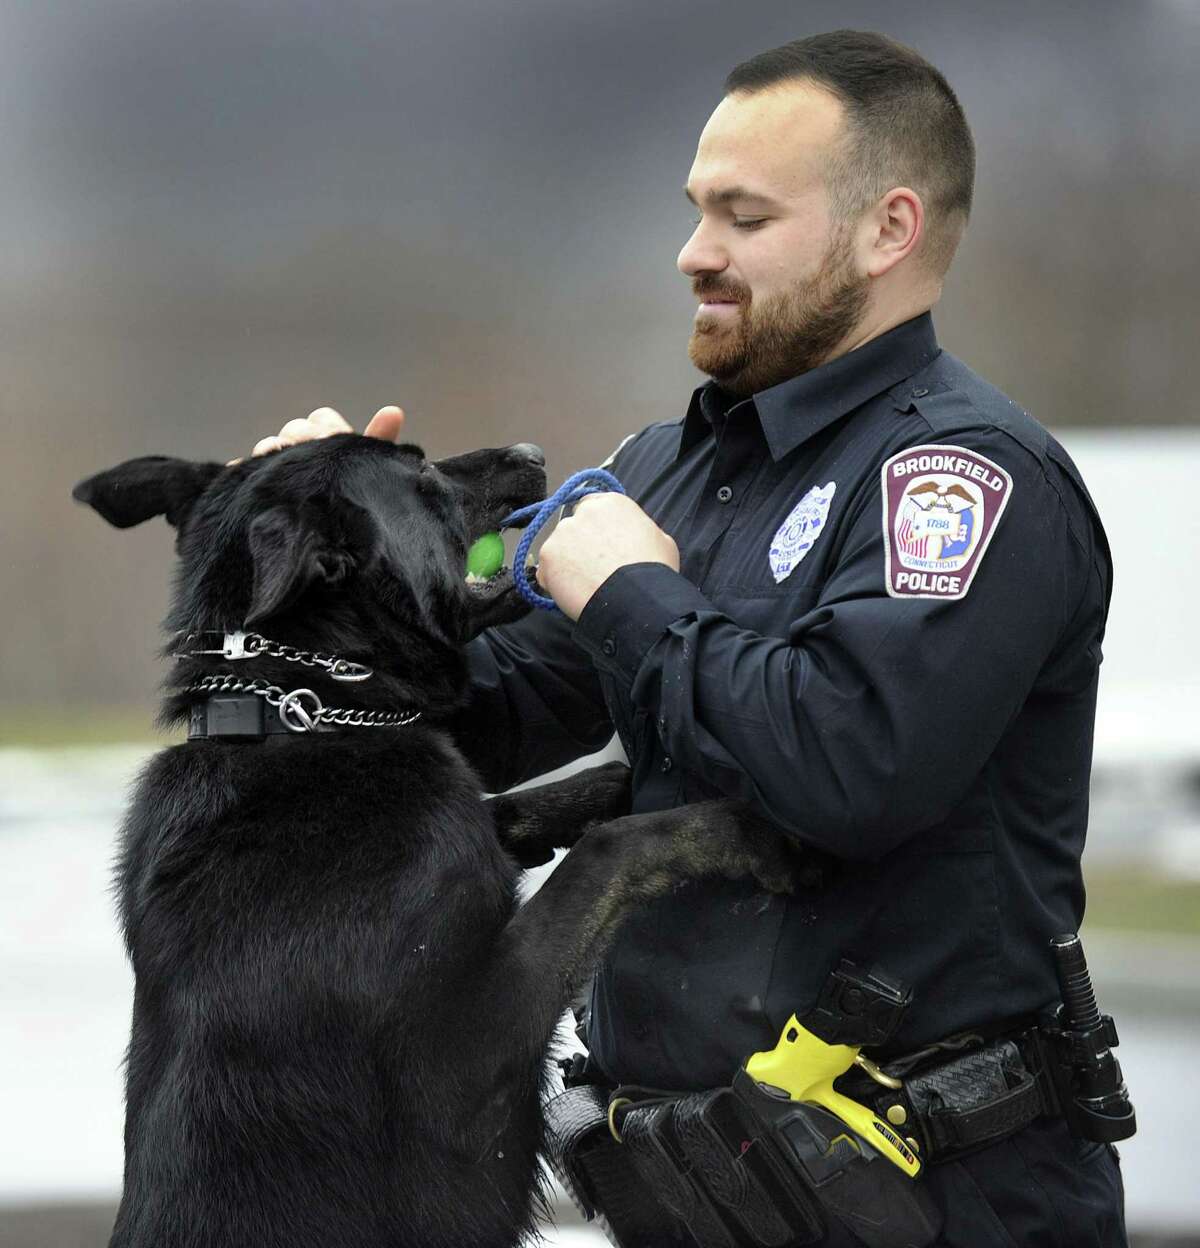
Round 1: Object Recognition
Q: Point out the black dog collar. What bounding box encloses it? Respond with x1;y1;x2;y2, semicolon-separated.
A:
188;695;329;741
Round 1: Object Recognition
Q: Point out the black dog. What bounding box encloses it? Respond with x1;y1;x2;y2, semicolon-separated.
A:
73;435;793;1248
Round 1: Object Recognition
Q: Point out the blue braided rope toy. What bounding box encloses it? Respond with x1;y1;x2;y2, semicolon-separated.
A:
499;467;626;612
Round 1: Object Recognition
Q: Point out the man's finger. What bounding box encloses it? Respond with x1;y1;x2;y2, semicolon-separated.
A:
306;407;353;433
252;435;285;457
364;405;406;442
278;416;332;445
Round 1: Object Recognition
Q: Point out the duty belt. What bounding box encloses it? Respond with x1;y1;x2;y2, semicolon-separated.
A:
548;1028;1048;1248
546;943;1135;1248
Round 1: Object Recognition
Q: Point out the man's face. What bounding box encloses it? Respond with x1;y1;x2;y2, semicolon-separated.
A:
679;81;870;397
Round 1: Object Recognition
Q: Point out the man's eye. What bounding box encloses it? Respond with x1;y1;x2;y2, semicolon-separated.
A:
688;214;767;230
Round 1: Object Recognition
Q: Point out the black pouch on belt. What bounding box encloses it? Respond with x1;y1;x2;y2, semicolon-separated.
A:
892;1039;1047;1163
543;1080;821;1248
543;1082;695;1246
611;1074;941;1248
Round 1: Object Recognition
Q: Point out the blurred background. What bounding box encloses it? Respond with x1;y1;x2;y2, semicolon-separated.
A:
1;0;1197;1244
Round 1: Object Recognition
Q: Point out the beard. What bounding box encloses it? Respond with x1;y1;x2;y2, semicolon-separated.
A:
687;231;869;398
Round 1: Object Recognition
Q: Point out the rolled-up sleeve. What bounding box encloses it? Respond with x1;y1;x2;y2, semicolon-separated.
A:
574;434;1095;860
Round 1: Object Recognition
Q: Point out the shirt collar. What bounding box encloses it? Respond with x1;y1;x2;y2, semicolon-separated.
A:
678;312;941;462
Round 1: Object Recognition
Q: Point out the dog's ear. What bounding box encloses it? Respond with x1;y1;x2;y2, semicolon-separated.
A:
72;456;224;529
244;503;362;627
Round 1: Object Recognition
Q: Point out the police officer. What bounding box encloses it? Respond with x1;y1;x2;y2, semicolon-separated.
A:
256;29;1127;1247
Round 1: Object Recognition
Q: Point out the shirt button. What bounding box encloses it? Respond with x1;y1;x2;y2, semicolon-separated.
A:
912;386;929;398
660;756;673;774
601;637;616;657
716;485;734;503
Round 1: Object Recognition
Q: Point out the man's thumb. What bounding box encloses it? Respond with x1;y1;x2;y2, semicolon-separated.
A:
364;405;406;441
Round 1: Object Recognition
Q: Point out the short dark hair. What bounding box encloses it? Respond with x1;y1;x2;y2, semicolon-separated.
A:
725;31;975;275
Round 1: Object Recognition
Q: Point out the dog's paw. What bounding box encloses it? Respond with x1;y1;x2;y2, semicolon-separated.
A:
751;856;796;895
585;761;633;822
747;841;797;895
726;813;798;895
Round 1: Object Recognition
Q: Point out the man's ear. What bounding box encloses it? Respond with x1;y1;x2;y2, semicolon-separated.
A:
244;503;362;627
72;456;224;529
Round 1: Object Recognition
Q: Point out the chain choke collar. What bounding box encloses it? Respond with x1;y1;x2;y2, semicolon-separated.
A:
174;630;422;739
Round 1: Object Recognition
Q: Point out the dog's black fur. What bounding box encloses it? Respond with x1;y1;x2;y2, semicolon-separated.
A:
74;434;794;1248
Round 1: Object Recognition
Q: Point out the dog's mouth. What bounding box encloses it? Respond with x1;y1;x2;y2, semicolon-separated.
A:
462;533;538;607
464;563;519;600
459;488;544;626
461;558;539;637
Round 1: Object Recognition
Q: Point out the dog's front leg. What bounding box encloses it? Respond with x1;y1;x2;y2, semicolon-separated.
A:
486;761;631;867
479;798;795;1052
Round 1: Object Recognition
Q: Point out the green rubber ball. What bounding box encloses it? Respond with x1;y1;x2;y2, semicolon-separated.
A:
465;531;506;578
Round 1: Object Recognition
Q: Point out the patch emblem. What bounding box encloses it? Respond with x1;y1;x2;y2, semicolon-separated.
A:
769;481;836;583
881;444;1012;600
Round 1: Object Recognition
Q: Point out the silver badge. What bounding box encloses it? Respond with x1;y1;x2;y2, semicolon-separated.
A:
768;481;837;583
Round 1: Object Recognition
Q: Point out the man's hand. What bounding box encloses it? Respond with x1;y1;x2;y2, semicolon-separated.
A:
233;405;407;463
536;493;679;621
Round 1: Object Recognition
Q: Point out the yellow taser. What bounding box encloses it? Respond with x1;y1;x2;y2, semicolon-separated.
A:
745;1014;922;1178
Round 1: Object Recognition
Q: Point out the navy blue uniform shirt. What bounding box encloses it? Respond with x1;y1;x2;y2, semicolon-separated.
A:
456;312;1112;1090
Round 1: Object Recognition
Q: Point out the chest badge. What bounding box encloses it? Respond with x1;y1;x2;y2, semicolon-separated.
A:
769;481;837;583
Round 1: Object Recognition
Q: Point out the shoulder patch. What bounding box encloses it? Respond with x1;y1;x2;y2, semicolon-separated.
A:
881;444;1012;600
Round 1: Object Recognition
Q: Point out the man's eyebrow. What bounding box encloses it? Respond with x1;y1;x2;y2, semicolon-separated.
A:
684;184;779;208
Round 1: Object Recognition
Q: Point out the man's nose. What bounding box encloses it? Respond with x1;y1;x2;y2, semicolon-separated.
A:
677;221;729;278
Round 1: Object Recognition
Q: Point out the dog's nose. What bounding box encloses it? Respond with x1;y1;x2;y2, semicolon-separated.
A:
508;443;546;468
